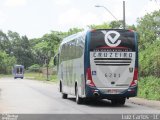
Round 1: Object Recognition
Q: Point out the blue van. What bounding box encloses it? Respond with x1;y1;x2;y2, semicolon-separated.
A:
13;65;24;79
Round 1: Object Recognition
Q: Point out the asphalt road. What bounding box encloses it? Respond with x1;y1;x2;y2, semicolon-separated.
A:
0;77;160;120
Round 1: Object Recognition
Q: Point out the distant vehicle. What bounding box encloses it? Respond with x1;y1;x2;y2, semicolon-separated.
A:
13;65;24;79
54;29;138;105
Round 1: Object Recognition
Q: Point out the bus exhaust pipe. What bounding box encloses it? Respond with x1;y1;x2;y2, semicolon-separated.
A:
93;92;99;97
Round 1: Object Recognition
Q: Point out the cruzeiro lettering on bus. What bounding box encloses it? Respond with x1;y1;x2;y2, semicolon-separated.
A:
93;52;133;58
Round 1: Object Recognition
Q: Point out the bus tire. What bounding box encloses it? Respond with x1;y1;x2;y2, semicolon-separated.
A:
62;93;68;99
76;86;83;104
111;98;126;105
60;81;62;92
111;99;118;105
118;98;126;105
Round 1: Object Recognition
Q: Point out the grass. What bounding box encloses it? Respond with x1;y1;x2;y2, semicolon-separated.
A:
138;76;160;100
24;72;58;83
0;74;12;78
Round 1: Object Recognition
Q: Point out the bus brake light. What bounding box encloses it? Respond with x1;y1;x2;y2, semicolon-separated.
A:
130;68;138;87
86;68;95;87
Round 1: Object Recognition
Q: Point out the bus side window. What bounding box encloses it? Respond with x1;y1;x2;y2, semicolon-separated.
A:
70;40;76;60
76;37;84;58
61;44;66;62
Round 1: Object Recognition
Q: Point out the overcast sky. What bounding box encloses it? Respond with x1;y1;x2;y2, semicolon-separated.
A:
0;0;159;39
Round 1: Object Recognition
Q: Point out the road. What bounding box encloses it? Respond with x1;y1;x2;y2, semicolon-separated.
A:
0;77;160;119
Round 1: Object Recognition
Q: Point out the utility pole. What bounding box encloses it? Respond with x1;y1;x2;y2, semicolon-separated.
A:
123;1;126;29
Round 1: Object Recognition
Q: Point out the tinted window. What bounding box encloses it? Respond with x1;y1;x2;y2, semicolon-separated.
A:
76;36;84;58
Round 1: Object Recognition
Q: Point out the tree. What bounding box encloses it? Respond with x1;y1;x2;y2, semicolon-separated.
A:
127;24;137;31
20;36;33;68
31;31;61;66
137;10;160;50
67;28;84;36
109;20;123;28
0;30;12;54
0;50;16;74
137;10;160;77
7;31;33;68
88;22;110;29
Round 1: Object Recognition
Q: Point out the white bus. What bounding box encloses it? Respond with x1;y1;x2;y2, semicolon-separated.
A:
54;29;138;105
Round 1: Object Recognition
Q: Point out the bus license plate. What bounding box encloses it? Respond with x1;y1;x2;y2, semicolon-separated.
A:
108;89;117;94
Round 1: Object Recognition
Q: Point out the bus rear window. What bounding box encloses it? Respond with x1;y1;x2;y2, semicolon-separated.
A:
90;29;135;51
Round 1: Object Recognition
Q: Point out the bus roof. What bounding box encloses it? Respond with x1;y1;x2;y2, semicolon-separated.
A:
14;65;24;67
61;31;86;45
60;29;135;45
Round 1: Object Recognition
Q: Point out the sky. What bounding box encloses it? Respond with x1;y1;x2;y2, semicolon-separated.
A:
0;0;159;39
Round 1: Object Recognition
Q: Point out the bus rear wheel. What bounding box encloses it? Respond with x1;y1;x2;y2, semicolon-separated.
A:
62;93;68;99
118;98;126;105
111;98;126;105
61;82;68;99
76;86;83;104
59;82;62;92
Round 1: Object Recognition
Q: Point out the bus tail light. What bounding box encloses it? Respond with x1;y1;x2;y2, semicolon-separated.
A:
130;68;138;87
128;29;134;32
86;68;95;87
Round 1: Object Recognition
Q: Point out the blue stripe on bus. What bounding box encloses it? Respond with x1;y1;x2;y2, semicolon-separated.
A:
134;32;138;68
84;31;91;71
84;31;88;79
84;31;92;96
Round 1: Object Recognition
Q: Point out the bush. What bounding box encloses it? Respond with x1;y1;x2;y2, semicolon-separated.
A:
139;40;160;77
138;76;160;100
28;64;41;72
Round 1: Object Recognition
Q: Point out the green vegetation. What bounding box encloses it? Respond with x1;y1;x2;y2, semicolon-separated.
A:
0;74;12;78
137;10;160;100
138;76;160;100
0;51;16;74
0;9;159;100
28;64;41;72
24;72;57;83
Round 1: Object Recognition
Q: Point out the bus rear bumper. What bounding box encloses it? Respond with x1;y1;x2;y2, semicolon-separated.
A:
85;85;138;99
14;74;24;79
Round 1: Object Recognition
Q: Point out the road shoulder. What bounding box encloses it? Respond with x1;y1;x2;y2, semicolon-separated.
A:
128;97;160;110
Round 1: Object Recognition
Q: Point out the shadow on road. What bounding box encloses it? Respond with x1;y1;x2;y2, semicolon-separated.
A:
67;97;129;108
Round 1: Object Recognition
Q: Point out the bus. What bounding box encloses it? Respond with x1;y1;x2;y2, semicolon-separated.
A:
54;29;138;105
13;65;24;79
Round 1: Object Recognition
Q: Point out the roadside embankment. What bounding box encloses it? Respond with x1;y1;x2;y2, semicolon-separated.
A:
128;97;160;110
